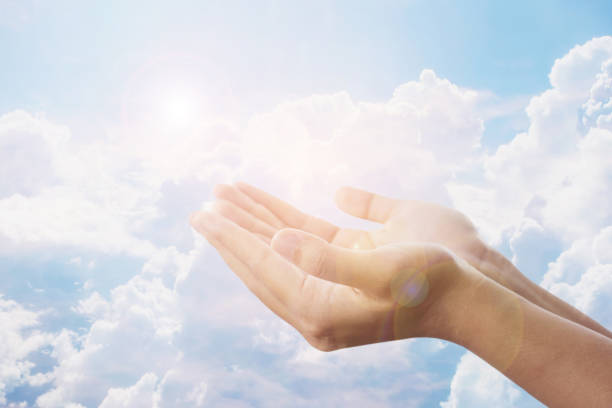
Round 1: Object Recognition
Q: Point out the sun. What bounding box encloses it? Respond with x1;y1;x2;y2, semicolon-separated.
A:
158;87;201;129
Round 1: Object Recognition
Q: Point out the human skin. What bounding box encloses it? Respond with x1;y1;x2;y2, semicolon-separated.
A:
190;183;612;407
212;182;612;340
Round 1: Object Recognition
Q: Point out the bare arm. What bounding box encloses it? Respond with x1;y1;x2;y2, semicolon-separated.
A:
446;267;612;408
478;247;612;339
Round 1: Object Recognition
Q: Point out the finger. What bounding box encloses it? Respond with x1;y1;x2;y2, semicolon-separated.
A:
236;181;340;242
211;199;278;238
254;233;271;245
271;228;386;291
190;210;313;312
334;186;401;223
190;210;384;350
213;183;285;229
200;232;296;327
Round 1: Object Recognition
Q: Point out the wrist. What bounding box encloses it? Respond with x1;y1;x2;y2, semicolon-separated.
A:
479;245;612;340
441;270;525;371
418;257;488;341
476;243;538;300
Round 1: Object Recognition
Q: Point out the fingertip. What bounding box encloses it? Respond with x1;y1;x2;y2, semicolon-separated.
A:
212;183;230;198
333;186;347;204
190;205;225;235
234;181;251;192
334;186;359;210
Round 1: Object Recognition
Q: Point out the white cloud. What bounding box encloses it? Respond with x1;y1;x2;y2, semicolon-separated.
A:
440;353;540;408
154;368;208;408
582;58;612;131
238;69;488;228
541;226;612;330
0;67;490;255
36;265;182;407
0;111;67;198
4;36;612;407
0;111;158;257
98;372;158;408
99;369;209;408
0;296;53;405
448;36;612;245
549;36;612;94
542;128;612;236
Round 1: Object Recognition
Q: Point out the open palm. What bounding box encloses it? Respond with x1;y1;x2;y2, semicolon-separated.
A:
213;182;529;297
191;184;470;351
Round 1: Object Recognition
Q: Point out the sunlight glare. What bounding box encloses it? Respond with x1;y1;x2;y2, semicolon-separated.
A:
158;87;201;129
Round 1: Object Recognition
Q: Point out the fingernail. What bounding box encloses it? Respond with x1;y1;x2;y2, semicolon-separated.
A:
273;232;303;262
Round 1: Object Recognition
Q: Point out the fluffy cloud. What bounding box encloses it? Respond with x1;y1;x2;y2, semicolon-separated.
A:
440;352;544;408
98;372;159;408
0;296;53;405
36;258;183;407
0;111;159;257
541;226;612;329
3;36;612;407
98;370;207;408
0;111;66;198
239;69;486;213
0;66;489;256
448;36;612;245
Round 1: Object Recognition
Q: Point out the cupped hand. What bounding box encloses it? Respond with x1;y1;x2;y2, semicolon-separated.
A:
212;182;529;297
190;208;472;351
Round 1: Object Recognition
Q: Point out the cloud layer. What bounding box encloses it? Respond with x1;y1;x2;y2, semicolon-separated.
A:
1;36;611;407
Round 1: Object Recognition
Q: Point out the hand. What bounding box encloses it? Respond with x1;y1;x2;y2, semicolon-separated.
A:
211;182;528;300
189;207;475;351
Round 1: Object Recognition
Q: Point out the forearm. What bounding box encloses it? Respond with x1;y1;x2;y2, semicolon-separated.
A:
480;246;612;339
445;272;612;408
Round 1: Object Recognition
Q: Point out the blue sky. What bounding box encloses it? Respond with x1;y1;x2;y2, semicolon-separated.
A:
3;1;612;116
1;1;612;407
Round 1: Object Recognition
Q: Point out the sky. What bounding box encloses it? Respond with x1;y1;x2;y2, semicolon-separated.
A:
1;1;611;407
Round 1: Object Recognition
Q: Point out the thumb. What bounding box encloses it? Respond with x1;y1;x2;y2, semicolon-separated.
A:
273;229;456;308
271;228;381;289
334;186;400;224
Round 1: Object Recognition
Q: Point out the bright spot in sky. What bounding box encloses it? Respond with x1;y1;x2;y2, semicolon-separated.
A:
158;87;202;129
